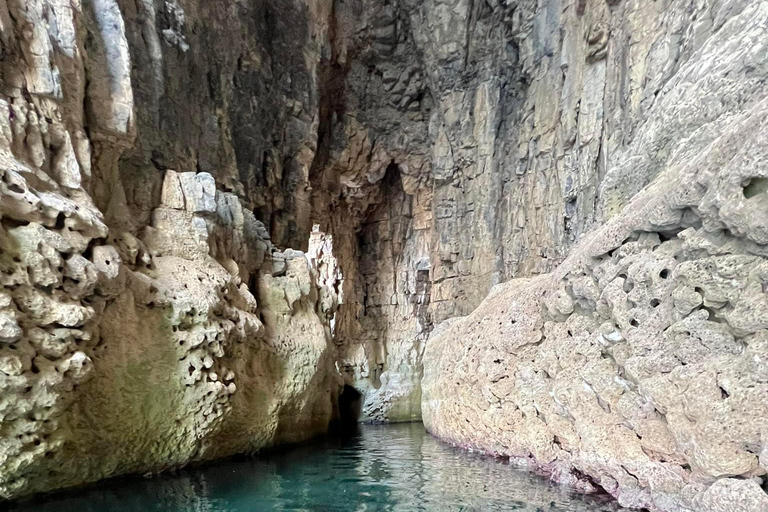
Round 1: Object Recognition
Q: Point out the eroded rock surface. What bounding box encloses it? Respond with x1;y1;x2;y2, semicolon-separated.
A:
0;156;341;498
314;0;768;426
0;0;341;499
422;6;768;510
1;0;768;508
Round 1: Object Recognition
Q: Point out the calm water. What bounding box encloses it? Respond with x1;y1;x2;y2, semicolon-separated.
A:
11;423;628;512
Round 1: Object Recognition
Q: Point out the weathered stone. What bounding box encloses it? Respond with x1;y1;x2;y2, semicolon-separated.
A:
178;172;216;213
0;0;342;500
2;0;768;510
160;170;185;209
0;313;21;343
423;94;768;512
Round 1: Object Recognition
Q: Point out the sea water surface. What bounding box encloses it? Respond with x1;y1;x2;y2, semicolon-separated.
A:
11;423;628;512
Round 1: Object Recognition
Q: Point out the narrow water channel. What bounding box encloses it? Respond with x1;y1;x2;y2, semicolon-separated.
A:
11;423;628;511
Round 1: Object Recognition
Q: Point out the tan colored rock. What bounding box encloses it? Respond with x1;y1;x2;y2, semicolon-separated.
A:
0;1;342;497
423;74;768;512
160;170;185;209
0;156;342;500
2;0;768;509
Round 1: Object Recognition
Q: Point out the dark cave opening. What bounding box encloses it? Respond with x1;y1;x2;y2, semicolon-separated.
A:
337;384;362;426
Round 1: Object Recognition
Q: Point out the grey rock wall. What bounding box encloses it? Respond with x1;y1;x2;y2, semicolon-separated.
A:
320;0;766;426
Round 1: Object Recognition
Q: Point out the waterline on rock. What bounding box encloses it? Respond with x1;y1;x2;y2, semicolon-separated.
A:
10;423;629;512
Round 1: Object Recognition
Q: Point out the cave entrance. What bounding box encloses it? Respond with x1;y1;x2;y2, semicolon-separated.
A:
338;384;362;426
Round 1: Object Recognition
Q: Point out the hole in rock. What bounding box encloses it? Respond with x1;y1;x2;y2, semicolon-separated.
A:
337;385;362;427
3;217;31;229
54;213;66;230
249;275;258;294
742;177;768;199
699;305;726;324
657;229;685;243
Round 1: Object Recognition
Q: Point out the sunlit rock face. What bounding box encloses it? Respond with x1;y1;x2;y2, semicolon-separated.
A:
2;0;768;508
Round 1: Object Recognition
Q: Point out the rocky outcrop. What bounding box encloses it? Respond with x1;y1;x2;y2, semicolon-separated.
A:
422;3;768;511
0;0;341;500
0;156;342;498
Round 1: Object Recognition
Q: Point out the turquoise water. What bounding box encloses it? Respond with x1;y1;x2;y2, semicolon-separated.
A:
11;423;627;511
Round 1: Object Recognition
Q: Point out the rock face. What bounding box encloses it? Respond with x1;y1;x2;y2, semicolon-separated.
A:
0;0;341;499
312;0;768;430
1;0;768;509
423;4;768;511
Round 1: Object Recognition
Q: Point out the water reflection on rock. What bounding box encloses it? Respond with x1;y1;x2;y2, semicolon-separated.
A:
11;423;629;512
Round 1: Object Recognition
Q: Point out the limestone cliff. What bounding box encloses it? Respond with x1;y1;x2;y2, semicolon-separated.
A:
0;0;341;499
1;0;767;510
312;0;768;431
421;3;768;512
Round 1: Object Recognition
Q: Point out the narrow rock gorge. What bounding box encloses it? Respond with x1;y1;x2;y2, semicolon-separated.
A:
1;0;767;510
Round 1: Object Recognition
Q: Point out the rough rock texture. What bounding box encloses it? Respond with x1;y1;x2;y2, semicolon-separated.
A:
0;0;341;500
0;157;342;498
312;0;768;427
422;4;768;511
2;0;768;508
